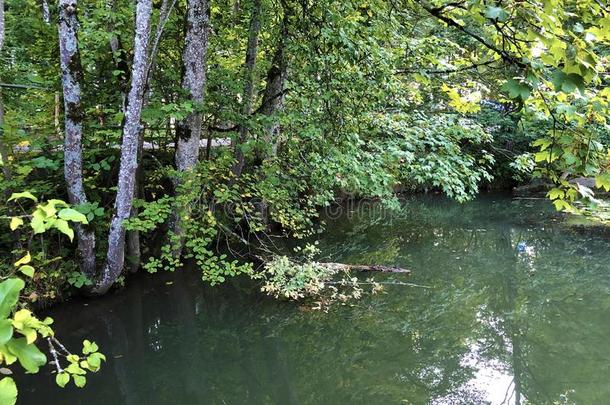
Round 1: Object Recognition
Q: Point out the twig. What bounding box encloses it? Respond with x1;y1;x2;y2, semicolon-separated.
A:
51;336;72;356
0;83;49;90
47;338;64;373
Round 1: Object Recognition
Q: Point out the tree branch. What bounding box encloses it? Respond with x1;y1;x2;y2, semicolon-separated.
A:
396;57;501;75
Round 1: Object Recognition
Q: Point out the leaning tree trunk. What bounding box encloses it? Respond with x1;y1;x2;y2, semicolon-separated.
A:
169;0;209;255
94;0;153;295
231;0;261;178
58;0;97;279
126;0;177;270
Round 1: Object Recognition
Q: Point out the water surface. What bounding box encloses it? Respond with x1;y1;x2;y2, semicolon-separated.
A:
18;194;610;404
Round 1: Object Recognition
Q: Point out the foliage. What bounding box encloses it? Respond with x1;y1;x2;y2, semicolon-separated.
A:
0;210;104;403
253;245;382;309
0;0;608;332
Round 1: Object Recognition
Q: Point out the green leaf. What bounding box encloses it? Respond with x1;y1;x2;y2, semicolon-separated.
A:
595;173;610;192
56;372;70;388
6;338;46;374
551;71;585;93
553;199;573;212
19;266;35;278
0;279;25;318
30;210;45;234
485;6;509;22
53;219;74;242
9;218;23;231
547;188;565;200
0;320;13;346
14;252;31;267
502;79;531;100
73;375;86;388
86;353;103;369
8;192;37;203
0;377;17;405
58;208;89;224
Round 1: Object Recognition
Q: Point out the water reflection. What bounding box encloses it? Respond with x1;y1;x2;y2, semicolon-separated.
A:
17;194;610;404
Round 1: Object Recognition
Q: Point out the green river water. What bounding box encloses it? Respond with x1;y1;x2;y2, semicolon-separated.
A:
17;194;610;404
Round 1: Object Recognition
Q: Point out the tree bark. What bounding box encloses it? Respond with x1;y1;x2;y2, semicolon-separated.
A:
231;0;261;178
0;0;7;183
54;92;62;137
0;91;10;185
95;0;153;295
258;19;288;159
169;0;209;254
40;0;51;24
0;0;4;52
58;0;97;279
125;0;176;272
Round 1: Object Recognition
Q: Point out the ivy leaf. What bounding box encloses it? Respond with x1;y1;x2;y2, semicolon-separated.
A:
0;377;17;405
58;208;89;224
0;279;25;318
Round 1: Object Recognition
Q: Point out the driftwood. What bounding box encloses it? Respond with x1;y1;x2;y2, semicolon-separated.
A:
320;263;411;275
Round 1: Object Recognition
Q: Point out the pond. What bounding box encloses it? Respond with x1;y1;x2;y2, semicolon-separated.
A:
16;194;610;404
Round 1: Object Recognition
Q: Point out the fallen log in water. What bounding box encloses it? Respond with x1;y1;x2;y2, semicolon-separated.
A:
320;262;411;275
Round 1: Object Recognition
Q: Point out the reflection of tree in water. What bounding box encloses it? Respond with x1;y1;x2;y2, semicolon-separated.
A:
319;196;610;404
16;196;610;404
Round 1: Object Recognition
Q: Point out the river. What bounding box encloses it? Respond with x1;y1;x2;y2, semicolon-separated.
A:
17;194;610;404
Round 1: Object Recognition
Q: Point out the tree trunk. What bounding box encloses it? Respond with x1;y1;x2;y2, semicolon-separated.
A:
256;16;288;223
54;92;62;137
95;0;153;295
231;0;261;178
169;0;209;254
40;0;50;24
107;0;131;109
0;0;4;52
258;22;287;159
0;92;10;186
126;0;176;272
58;0;97;279
0;0;7;183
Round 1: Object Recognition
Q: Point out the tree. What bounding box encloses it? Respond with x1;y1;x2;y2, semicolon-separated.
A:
58;0;96;279
169;0;210;254
96;0;154;294
232;0;262;178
